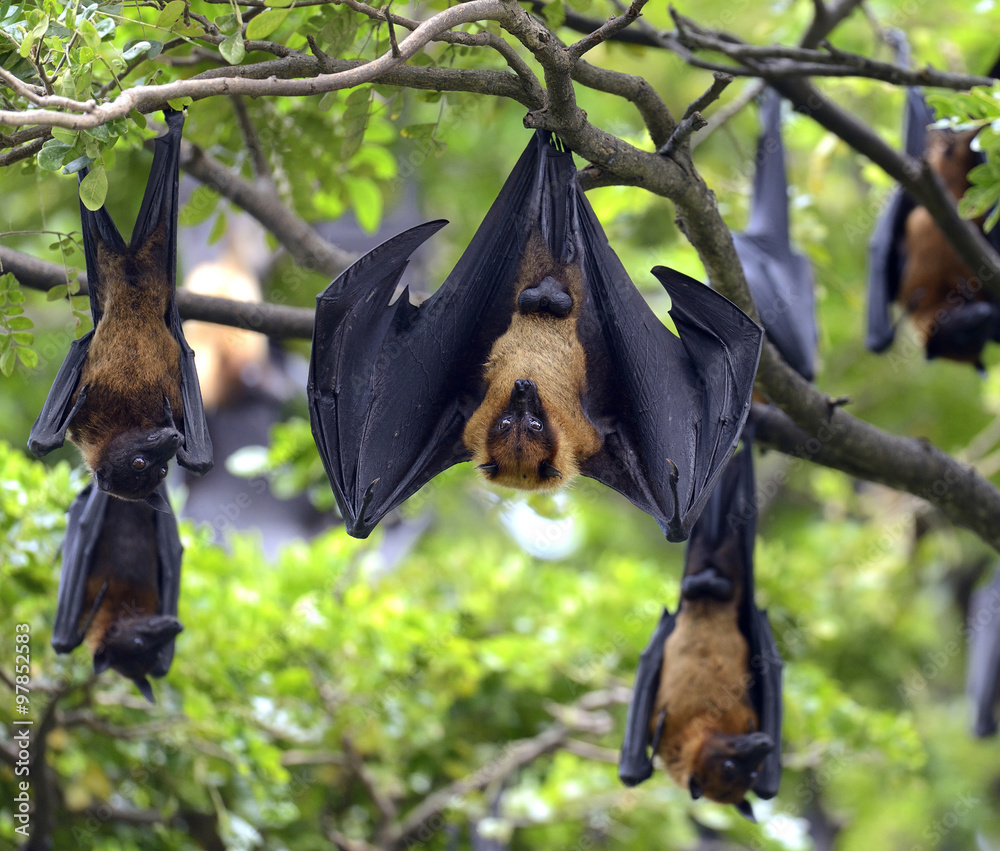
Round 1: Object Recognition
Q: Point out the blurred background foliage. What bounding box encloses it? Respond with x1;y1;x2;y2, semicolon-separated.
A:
3;0;1000;848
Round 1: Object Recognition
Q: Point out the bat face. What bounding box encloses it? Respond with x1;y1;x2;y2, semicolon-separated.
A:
690;731;774;809
94;426;179;500
477;378;563;488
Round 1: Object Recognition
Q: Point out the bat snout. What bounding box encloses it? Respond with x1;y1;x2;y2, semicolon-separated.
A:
518;276;574;317
506;378;542;414
147;427;182;455
732;732;775;765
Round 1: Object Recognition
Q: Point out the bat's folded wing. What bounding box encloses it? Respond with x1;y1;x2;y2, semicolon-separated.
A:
580;253;762;542
619;608;675;787
51;484;107;653
748;608;783;799
172;308;213;475
150;484;184;678
29;333;93;457
967;567;1000;737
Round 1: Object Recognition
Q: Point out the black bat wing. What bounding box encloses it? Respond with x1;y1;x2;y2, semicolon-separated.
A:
967;565;1000;737
51;483;108;653
725;434;783;799
866;37;935;353
309;132;601;537
27;332;93;456
618;607;676;786
733;87;817;382
149;483;184;678
579;257;763;542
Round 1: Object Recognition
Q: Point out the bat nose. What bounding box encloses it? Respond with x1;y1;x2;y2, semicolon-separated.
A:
735;732;774;763
508;379;541;411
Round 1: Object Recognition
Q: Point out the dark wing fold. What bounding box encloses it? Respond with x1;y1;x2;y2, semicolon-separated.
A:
150;483;184;678
618;608;676;786
733;87;817;381
866;32;934;353
581;262;762;542
51;483;108;653
967;565;1000;737
28;333;92;456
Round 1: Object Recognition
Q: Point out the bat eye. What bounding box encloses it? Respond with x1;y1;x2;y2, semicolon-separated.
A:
159;466;168;480
132;457;148;471
528;417;543;432
499;417;512;431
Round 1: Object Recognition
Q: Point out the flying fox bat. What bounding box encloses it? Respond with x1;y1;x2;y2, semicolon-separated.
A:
28;109;212;504
733;87;817;383
308;131;763;541
867;35;1000;371
967;564;1000;737
618;436;782;820
52;482;184;702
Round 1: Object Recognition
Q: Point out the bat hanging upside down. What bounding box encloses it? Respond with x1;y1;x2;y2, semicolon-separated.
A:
28;109;212;505
308;131;764;541
867;37;1000;371
619;437;782;819
52;483;184;702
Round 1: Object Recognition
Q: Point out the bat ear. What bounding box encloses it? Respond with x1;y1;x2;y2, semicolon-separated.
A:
735;799;757;822
476;462;500;477
134;677;156;704
540;462;562;480
688;776;703;800
95;468;112;492
145;489;171;513
93;650;111;675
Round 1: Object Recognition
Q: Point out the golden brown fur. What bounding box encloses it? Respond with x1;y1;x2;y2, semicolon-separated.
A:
900;128;992;362
653;595;760;803
69;237;183;470
462;233;601;489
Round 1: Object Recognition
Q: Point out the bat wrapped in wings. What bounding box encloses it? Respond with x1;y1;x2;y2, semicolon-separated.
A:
618;435;782;820
966;564;1000;737
29;109;212;505
308;131;763;541
52;482;184;702
733;87;817;384
867;34;1000;370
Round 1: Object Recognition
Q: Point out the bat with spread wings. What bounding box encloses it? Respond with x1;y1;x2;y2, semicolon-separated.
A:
29;109;212;505
308;131;763;541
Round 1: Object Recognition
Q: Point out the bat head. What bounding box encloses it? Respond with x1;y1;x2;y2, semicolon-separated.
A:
689;731;774;809
95;427;181;501
477;379;565;490
93;614;184;702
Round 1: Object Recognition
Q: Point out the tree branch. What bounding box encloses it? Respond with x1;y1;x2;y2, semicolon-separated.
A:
0;0;511;129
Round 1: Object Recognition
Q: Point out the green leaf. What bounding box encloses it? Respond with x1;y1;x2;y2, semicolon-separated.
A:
341;85;371;160
62;155;93;175
179;184;220;227
344;176;382;234
79;166;108;211
208;210;228;245
16;347;38;369
129;108;146;129
156;0;186;29
400;123;437;140
0;346;15;376
220;31;245;65
122;39;151;60
46;285;68;301
37;140;72;172
246;9;290;40
215;13;240;34
7;316;33;331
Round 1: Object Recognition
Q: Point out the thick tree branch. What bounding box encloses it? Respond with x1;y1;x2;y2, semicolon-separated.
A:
0;247;315;339
0;0;510;129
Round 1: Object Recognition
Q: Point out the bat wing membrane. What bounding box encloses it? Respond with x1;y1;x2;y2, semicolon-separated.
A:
967;566;1000;737
150;483;184;677
618;608;676;786
51;483;108;653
